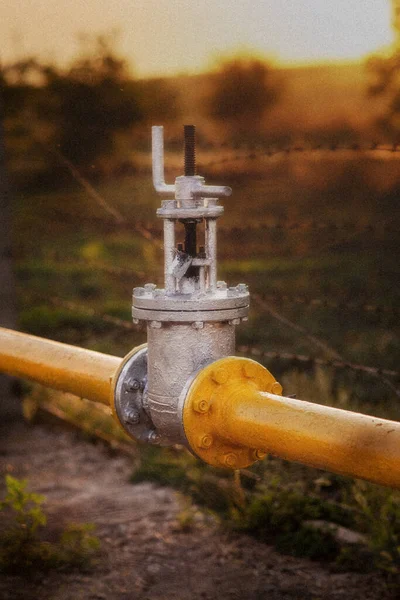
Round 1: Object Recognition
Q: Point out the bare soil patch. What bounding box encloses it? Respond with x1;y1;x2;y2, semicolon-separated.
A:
0;421;396;600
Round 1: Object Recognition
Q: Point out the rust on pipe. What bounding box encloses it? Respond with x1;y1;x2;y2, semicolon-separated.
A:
0;327;122;406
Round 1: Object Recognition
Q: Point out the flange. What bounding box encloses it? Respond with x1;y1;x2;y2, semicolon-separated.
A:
182;356;282;469
111;344;158;443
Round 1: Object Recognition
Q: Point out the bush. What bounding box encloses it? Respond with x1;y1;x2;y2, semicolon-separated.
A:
0;475;100;573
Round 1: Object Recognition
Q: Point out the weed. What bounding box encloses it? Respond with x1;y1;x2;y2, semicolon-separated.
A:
0;475;100;574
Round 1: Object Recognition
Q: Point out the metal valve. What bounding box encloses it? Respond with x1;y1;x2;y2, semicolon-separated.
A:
113;125;250;447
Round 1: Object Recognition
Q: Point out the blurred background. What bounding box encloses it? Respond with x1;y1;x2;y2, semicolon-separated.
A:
1;0;400;577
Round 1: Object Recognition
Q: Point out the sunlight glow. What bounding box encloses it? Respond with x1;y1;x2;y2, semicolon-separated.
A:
0;0;394;76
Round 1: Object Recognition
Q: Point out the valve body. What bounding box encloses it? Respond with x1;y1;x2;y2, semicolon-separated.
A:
125;125;249;446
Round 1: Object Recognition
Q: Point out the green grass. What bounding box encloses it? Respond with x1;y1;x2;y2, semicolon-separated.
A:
10;152;400;578
0;475;100;574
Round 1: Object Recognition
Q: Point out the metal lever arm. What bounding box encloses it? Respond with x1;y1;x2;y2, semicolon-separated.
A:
152;126;232;198
152;126;175;194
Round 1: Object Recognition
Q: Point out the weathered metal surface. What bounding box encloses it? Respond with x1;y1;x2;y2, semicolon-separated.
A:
183;356;400;488
146;322;235;445
0;327;122;406
129;125;249;444
111;344;156;443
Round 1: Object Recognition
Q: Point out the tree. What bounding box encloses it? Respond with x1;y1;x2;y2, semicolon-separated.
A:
0;96;19;421
367;0;400;136
38;34;143;169
206;56;281;137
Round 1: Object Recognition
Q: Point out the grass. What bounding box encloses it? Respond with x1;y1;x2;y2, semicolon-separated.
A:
132;445;400;574
9;149;400;578
0;475;100;574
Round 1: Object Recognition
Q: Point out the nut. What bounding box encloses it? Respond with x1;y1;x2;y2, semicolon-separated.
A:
252;449;267;461
192;321;204;329
223;453;238;468
199;434;213;449
133;287;145;297
147;430;161;445
127;379;140;392
124;408;140;425
193;398;210;414
212;368;229;385
271;381;282;394
237;283;248;293
243;362;258;378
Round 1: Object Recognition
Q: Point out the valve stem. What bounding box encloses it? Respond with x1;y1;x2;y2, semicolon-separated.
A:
184;124;196;176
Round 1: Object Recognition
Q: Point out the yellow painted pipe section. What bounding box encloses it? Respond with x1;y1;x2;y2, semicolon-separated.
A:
0;327;123;406
183;357;400;489
226;387;400;489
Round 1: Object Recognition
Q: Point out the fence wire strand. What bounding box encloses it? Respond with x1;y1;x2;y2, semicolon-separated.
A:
25;136;400;398
29;294;400;385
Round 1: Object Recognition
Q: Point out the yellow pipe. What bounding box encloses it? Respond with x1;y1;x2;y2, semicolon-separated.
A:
0;327;123;406
183;357;400;489
225;388;400;488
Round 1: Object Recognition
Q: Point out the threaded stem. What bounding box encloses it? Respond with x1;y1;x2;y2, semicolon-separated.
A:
184;125;196;176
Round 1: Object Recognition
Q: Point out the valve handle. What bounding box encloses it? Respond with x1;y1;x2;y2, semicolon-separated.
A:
152;126;232;198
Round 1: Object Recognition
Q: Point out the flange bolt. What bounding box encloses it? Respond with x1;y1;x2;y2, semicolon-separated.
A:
199;434;213;449
223;453;238;468
193;398;210;414
124;408;140;425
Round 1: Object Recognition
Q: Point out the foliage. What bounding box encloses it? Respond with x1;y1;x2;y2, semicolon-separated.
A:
0;475;100;573
131;445;400;578
1;33;181;177
37;35;142;168
206;56;281;136
367;1;400;136
350;481;400;575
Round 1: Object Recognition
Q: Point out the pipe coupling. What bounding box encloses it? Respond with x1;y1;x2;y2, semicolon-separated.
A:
182;356;282;469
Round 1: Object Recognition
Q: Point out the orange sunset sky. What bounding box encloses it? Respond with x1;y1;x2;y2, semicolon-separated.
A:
0;0;395;77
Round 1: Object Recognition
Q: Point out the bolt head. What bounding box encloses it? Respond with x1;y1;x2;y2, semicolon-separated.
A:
199;434;213;449
124;408;140;425
252;449;267;461
144;283;157;293
147;430;161;445
133;287;145;297
150;321;162;329
224;453;238;468
193;398;210;414
127;379;140;392
192;321;204;329
271;382;282;394
243;362;258;378
229;318;241;326
212;368;229;385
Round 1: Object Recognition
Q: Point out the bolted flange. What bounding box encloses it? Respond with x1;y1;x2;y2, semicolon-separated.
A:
182;356;282;469
111;344;156;442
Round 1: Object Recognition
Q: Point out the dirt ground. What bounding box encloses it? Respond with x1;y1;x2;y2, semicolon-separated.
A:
0;421;397;600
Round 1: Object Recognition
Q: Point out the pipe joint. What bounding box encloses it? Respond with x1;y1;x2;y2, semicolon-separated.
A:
182;356;282;469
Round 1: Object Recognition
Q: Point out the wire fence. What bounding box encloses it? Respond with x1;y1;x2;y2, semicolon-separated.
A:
38;256;398;325
162;139;400;172
20;137;400;400
34;294;399;382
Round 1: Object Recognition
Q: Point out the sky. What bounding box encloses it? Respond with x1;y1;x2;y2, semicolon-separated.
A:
0;0;395;77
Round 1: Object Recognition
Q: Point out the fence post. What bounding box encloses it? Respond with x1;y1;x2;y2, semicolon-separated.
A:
0;102;19;421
